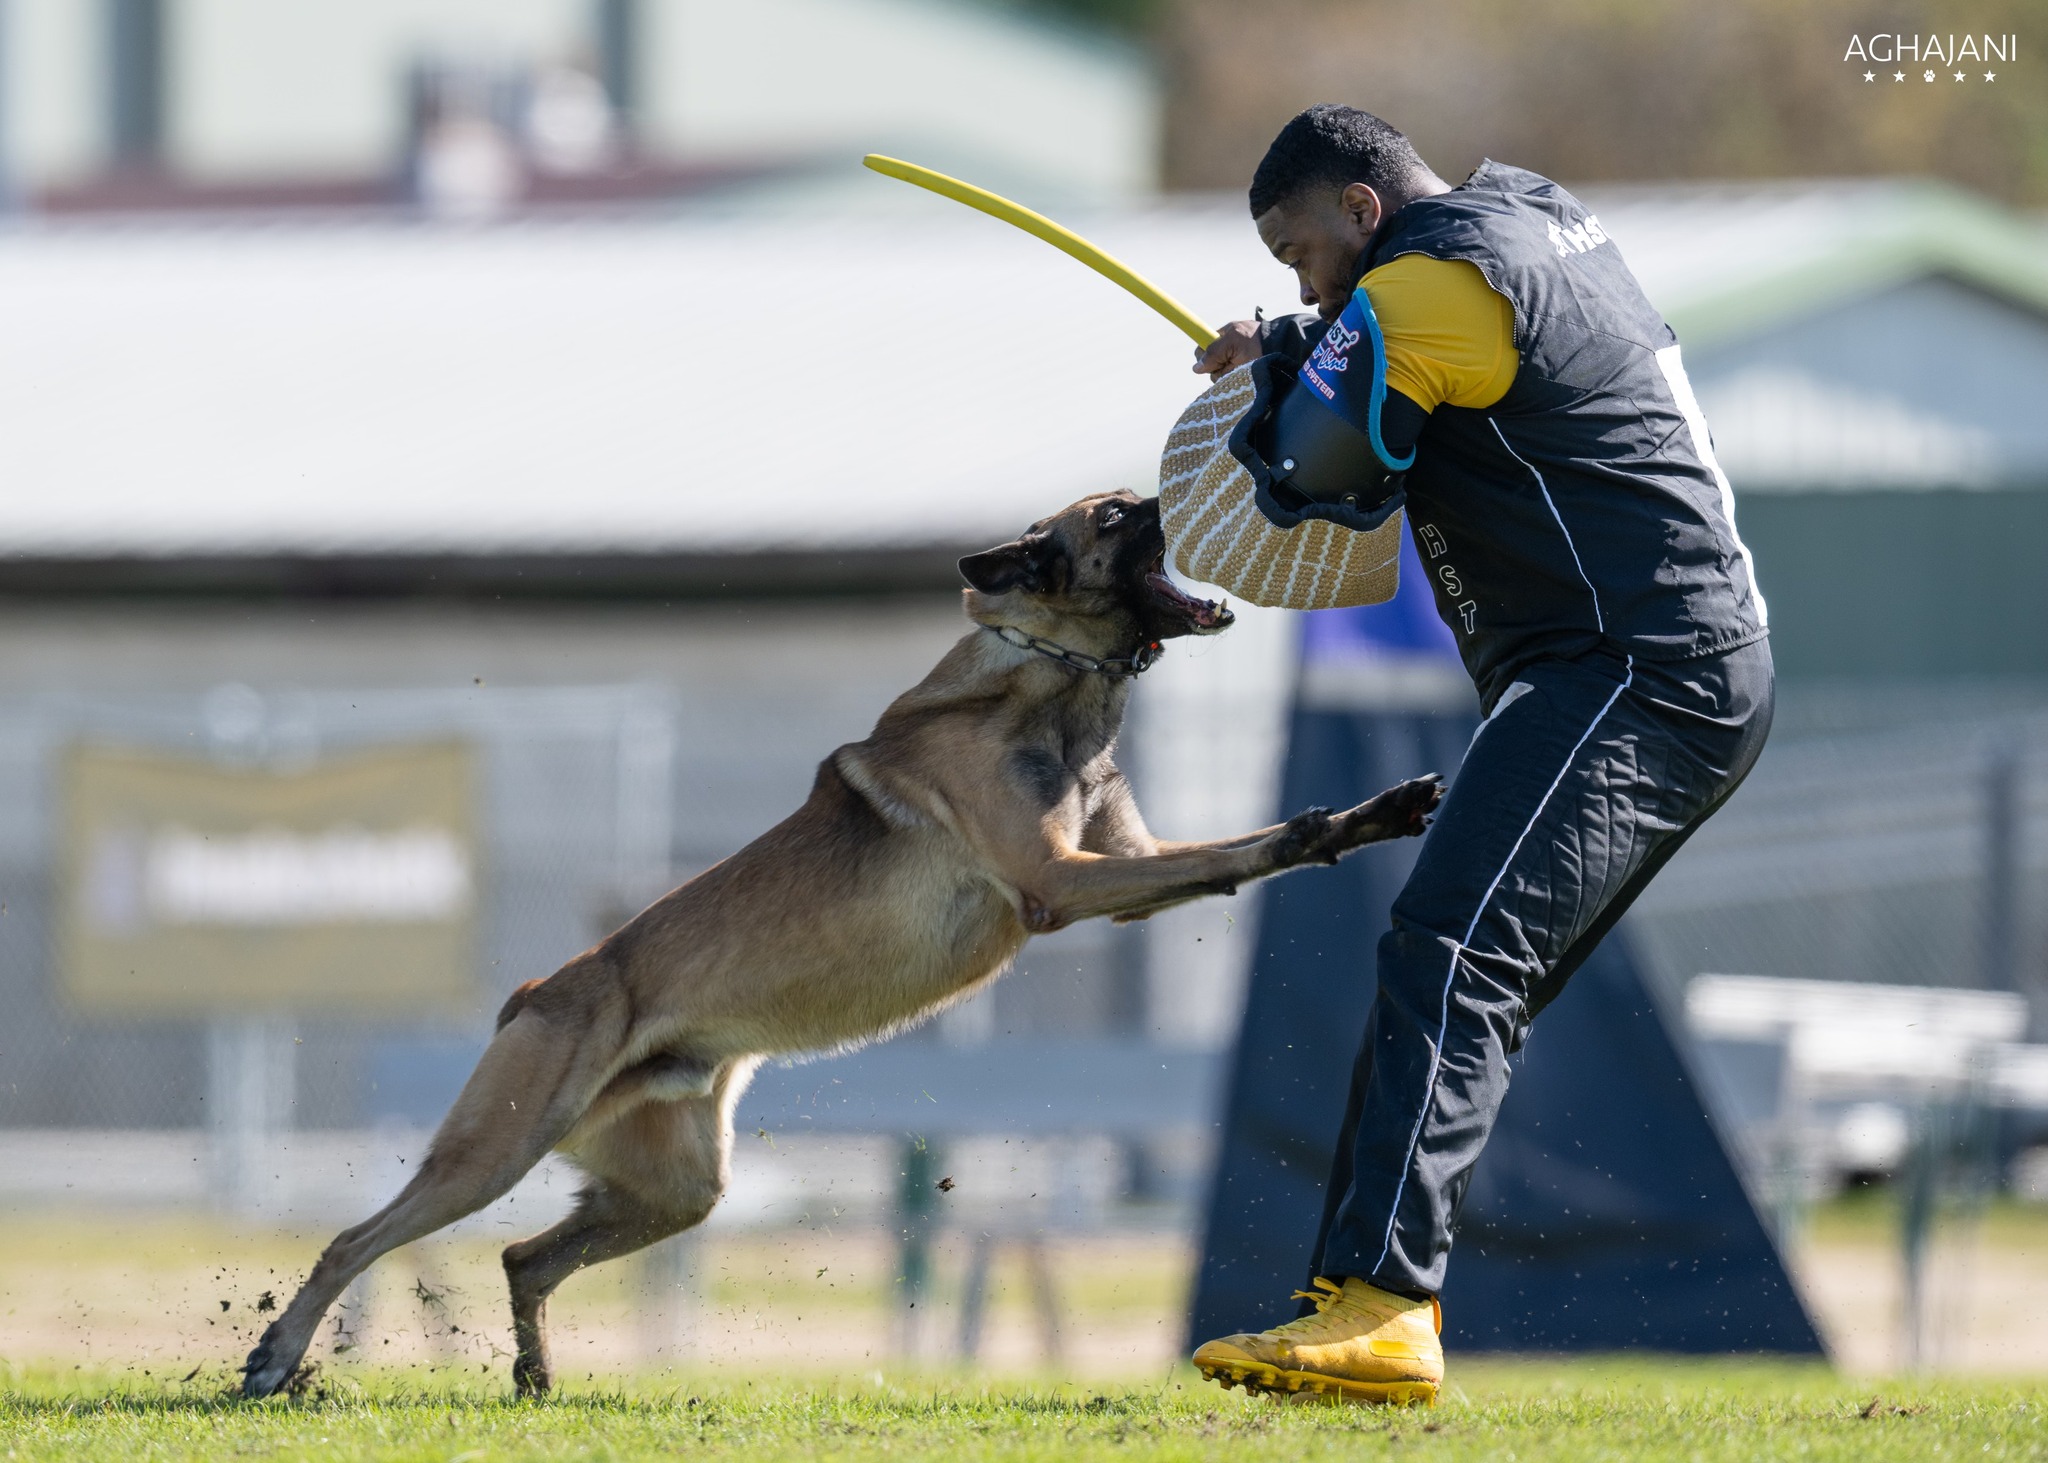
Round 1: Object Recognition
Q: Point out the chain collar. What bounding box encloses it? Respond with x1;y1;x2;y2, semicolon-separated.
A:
983;624;1163;679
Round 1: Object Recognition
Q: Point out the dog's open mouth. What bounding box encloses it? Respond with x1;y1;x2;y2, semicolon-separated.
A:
1144;555;1233;634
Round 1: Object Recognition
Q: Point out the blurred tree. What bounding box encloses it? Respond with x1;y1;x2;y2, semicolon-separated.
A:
1153;0;2048;202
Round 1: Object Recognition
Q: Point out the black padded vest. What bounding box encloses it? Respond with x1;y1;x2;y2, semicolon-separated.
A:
1357;161;1768;709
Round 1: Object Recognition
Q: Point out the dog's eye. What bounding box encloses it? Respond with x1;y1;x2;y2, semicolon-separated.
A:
1100;506;1124;527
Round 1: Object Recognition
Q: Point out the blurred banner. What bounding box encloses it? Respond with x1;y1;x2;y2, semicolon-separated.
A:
59;742;477;1017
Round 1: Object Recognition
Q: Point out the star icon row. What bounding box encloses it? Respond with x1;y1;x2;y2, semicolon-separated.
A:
1864;70;1996;81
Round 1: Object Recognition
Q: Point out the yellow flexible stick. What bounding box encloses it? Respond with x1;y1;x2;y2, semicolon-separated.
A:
863;154;1218;349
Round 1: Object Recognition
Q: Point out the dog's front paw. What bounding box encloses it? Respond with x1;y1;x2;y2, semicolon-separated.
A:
1334;774;1444;847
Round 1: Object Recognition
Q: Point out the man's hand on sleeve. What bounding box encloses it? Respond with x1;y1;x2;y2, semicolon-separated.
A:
1192;319;1265;380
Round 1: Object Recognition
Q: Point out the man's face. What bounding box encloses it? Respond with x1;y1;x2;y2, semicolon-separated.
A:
1254;182;1383;322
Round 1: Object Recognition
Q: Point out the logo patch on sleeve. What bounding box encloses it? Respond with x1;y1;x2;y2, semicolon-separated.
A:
1302;318;1362;400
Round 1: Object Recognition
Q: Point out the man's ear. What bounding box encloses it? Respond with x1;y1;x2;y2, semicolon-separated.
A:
959;534;1065;595
1338;181;1383;240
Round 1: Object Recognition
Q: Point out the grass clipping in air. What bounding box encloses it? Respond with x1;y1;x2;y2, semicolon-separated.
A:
0;1361;2041;1462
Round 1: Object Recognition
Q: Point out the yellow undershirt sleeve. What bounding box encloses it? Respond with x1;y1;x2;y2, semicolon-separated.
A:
1357;254;1519;414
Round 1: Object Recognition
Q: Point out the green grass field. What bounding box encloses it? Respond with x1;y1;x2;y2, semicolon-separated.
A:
0;1362;2041;1462
1;1197;2044;1458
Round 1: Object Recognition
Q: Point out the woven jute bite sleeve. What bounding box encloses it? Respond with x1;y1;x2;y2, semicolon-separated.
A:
1157;365;1404;612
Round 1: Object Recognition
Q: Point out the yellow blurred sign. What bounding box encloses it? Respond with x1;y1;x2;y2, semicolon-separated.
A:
59;742;478;1016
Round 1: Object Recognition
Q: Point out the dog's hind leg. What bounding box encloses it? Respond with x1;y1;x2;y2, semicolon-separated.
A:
502;1057;757;1396
241;1004;620;1398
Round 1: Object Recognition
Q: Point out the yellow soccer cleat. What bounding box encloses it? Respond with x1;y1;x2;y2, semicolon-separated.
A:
1192;1276;1443;1406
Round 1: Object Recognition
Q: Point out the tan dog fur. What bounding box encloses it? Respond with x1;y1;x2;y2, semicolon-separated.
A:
239;491;1441;1398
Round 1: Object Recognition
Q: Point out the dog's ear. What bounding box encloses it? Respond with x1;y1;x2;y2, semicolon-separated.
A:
959;534;1066;595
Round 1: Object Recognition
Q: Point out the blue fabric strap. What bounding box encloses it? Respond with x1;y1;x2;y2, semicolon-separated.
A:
1295;286;1417;473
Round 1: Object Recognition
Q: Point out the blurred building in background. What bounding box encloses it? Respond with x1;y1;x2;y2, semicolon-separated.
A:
0;195;1311;1232
0;0;1158;215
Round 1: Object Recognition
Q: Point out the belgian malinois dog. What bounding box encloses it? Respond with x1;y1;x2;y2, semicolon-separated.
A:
240;489;1442;1398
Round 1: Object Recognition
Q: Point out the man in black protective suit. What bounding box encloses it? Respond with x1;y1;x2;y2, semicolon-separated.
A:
1179;105;1772;1405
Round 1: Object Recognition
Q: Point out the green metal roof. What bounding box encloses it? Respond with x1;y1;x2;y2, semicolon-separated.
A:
1586;178;2048;348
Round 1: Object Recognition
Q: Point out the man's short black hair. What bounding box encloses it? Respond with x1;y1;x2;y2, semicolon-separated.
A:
1249;105;1426;219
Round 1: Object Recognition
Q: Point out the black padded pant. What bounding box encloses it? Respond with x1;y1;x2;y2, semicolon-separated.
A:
1308;638;1774;1296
